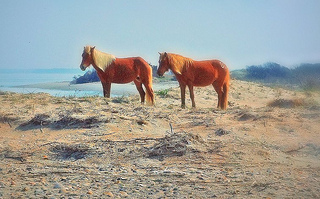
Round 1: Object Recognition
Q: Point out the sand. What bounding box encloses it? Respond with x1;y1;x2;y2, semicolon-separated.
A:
0;79;319;198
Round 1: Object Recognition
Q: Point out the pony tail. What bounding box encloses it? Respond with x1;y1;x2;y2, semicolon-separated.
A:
145;88;154;106
221;62;230;110
145;65;155;106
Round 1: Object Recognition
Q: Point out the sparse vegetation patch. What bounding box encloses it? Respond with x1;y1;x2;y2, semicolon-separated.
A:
156;89;169;98
50;143;91;160
20;114;51;127
267;98;305;108
146;132;221;160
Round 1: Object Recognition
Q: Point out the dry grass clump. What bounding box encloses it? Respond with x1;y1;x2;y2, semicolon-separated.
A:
146;132;220;160
0;113;19;124
146;133;190;159
19;113;104;129
50;143;91;160
111;96;130;104
54;115;101;129
267;98;305;108
20;114;51;126
0;148;28;162
237;111;259;121
215;128;231;136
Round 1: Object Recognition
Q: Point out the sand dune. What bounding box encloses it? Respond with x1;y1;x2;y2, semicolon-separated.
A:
0;79;319;198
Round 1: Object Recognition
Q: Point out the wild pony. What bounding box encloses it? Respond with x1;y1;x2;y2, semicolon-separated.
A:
80;46;154;105
157;52;230;110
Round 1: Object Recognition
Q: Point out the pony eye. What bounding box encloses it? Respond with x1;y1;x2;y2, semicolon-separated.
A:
82;53;88;58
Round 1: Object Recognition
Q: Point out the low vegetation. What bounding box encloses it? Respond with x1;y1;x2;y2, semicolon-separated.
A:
156;89;169;98
232;62;320;90
267;98;305;108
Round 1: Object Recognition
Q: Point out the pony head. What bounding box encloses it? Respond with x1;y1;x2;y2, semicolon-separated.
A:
158;52;192;76
80;46;95;71
157;52;170;76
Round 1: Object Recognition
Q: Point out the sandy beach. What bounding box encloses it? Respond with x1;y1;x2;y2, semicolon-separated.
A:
0;79;320;198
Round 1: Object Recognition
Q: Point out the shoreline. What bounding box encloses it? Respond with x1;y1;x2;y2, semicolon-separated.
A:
2;81;179;97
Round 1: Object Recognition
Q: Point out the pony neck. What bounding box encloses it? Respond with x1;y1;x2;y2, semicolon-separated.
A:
91;48;116;72
168;53;193;75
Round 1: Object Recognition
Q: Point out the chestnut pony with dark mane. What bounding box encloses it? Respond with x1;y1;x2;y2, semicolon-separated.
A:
80;46;154;105
157;52;230;110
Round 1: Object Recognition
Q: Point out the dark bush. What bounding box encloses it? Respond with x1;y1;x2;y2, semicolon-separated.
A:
246;62;291;80
71;70;100;84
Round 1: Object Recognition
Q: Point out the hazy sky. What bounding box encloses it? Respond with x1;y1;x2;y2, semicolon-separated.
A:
1;0;320;70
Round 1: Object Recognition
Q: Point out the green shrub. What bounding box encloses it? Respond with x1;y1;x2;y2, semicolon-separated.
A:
156;89;169;98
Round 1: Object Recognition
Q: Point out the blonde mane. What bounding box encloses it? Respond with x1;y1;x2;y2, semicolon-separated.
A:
85;46;116;72
166;53;193;74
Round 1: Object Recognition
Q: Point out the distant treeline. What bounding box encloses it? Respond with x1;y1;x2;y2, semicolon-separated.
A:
231;62;320;90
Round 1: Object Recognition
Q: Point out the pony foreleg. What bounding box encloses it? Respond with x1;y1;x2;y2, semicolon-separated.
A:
102;82;111;98
102;82;107;97
180;84;186;108
188;85;196;108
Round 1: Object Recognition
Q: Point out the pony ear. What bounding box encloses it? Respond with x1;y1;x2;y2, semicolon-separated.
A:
89;46;96;54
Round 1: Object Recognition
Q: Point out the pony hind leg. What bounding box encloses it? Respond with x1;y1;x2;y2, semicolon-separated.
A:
188;84;196;108
180;83;187;108
213;83;223;109
134;80;145;104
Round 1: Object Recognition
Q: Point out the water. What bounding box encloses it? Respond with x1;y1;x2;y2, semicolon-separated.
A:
0;69;178;97
0;69;81;86
0;68;99;97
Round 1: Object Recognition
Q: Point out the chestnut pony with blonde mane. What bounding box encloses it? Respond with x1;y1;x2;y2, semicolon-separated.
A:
80;46;154;105
157;52;229;110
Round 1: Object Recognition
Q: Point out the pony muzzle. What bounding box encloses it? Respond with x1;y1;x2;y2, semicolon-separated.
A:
157;70;164;77
80;64;86;71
